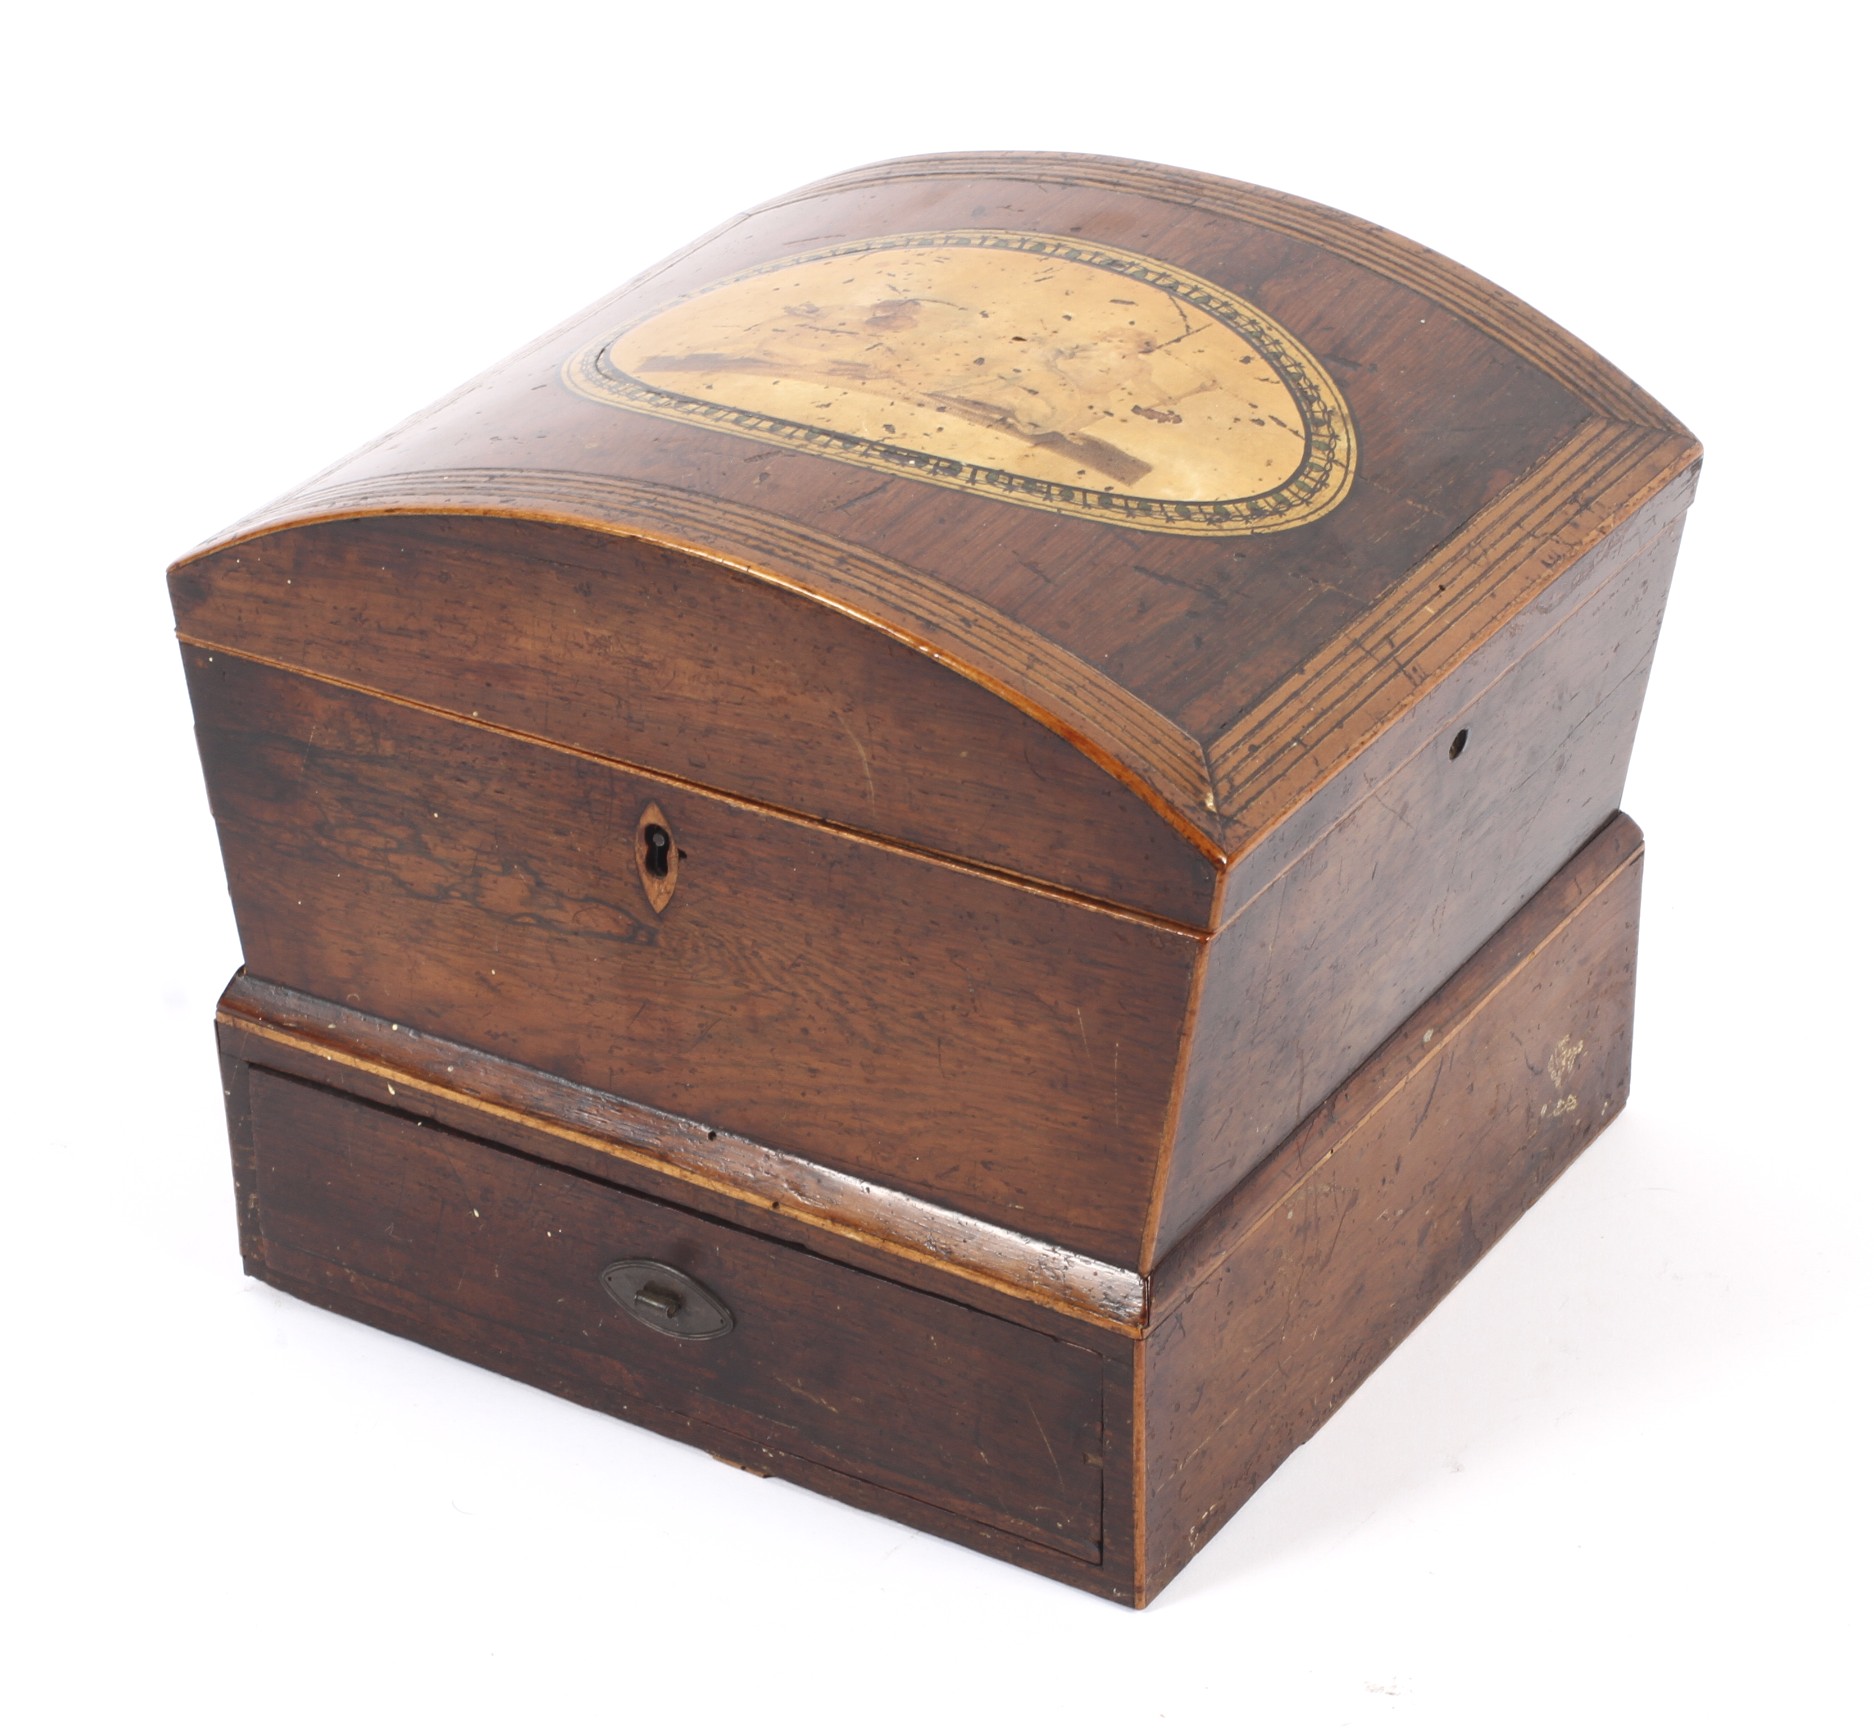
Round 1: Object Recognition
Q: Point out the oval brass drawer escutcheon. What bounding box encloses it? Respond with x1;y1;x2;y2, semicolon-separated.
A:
600;1258;734;1341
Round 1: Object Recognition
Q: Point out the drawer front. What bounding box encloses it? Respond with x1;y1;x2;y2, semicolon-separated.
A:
246;1068;1104;1560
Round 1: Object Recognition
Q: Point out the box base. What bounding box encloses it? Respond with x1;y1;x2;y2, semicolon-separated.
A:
216;815;1644;1604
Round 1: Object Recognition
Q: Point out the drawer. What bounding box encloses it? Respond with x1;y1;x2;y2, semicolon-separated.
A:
245;1068;1105;1560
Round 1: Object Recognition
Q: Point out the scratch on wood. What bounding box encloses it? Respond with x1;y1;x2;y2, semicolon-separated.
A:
784;1379;841;1416
1025;1395;1064;1486
832;709;877;808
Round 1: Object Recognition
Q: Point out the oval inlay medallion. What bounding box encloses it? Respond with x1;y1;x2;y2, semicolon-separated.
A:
564;231;1355;535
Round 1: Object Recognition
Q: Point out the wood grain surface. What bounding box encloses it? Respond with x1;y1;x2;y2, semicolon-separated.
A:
1139;814;1644;1599
174;151;1697;1607
216;973;1150;1333
781;155;1690;434
186;645;1196;1266
181;475;1685;1273
173;152;1698;872
1150;513;1683;1253
172;515;1219;924
217;815;1644;1604
246;1068;1105;1559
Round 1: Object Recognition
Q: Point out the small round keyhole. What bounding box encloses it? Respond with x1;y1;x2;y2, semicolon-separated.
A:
1448;728;1469;760
643;824;672;879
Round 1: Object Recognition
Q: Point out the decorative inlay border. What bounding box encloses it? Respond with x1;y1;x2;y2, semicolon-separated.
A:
562;230;1357;537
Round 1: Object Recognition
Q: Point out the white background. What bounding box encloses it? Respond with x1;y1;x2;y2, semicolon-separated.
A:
7;3;1869;1722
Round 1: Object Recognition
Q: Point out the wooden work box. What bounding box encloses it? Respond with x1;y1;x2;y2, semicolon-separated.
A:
172;153;1698;1604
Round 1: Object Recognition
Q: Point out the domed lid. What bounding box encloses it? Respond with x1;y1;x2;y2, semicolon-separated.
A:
176;153;1698;927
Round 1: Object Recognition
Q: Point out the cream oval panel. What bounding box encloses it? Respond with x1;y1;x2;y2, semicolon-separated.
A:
565;231;1356;536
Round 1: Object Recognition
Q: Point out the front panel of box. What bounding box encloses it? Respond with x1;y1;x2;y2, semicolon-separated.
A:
186;645;1196;1265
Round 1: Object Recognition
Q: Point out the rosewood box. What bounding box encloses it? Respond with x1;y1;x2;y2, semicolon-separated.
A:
173;152;1698;1604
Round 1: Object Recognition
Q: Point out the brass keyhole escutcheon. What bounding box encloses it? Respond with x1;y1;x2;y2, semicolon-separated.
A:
600;1259;733;1341
635;801;679;914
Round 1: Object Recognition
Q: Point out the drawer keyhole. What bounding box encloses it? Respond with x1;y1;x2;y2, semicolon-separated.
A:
601;1259;733;1340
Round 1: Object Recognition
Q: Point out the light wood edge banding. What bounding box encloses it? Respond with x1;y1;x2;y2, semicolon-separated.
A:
767;153;1688;434
218;975;1148;1334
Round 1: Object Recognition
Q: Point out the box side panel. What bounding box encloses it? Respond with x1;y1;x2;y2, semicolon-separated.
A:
1139;819;1643;1599
185;647;1197;1266
171;517;1219;925
1151;512;1681;1255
